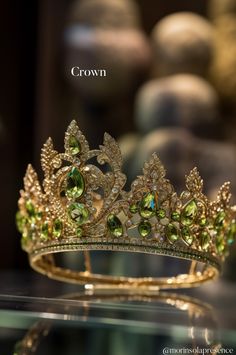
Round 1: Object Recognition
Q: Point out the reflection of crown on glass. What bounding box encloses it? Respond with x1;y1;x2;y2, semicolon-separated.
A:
16;120;236;289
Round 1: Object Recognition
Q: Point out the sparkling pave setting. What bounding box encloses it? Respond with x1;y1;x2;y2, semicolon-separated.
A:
16;120;236;288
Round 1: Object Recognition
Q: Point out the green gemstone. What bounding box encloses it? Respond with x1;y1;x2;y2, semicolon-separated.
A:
199;217;207;227
66;167;85;199
41;221;50;241
69;136;81;155
200;232;210;251
181;200;198;226
129;203;138;214
171;211;180;221
215;211;226;228
52;219;62;238
157;209;166;219
166;223;179;243
25;200;35;217
216;235;225;254
16;211;27;233
107;214;123;237
138;221;151;237
227;222;236;245
139;192;156;218
77;227;82;237
182;227;193;246
68;203;89;225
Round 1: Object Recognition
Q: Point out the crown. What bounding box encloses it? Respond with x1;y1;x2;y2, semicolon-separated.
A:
16;120;236;289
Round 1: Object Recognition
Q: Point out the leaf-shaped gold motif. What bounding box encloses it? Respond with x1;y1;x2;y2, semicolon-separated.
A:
143;153;166;180
41;138;58;176
185;168;203;196
100;132;122;170
216;182;231;209
23;164;43;202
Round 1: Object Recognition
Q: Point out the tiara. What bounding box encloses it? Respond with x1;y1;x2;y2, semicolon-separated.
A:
16;120;236;289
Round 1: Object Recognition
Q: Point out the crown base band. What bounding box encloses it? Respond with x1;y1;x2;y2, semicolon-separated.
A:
28;238;220;290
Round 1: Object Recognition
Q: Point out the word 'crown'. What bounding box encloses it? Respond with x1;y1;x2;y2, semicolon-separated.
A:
17;120;236;265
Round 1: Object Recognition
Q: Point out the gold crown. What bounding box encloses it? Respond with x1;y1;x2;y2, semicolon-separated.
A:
16;120;236;289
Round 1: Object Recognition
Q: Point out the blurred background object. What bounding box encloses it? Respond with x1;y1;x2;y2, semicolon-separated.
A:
0;0;236;284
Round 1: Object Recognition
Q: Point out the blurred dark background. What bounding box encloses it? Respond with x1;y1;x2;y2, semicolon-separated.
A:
0;0;236;277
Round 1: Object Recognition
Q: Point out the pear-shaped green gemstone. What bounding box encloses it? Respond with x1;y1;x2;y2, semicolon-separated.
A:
53;219;62;238
182;227;193;246
215;211;226;228
181;200;198;226
157;209;166;219
16;211;27;233
216;235;225;254
139;192;156;218
138;221;151;237
171;211;180;221
200;232;210;251
41;221;50;241
227;222;236;245
107;214;123;237
66;167;85;199
68;203;89;225
129;203;138;214
166;223;179;243
69;136;81;155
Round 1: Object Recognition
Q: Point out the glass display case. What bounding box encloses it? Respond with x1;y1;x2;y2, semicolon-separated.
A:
0;271;235;354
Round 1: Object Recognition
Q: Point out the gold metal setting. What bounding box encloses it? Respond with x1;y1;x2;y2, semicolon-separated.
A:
16;120;236;289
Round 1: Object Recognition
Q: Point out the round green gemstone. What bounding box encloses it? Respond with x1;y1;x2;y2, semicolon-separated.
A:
41;221;50;241
138;221;151;237
171;211;180;221
182;227;193;246
139;192;156;219
107;214;123;237
16;211;27;233
68;203;89;225
66;167;85;199
199;216;207;227
215;211;226;228
69;136;81;155
216;235;225;254
166;223;179;243
157;209;166;219
200;232;210;251
227;222;236;245
129;203;138;214
52;219;62;238
181;200;198;226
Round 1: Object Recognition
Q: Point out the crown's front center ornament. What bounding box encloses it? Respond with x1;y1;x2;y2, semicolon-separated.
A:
16;120;236;289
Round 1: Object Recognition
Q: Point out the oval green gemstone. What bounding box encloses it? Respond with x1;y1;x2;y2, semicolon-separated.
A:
129;203;138;214
52;219;62;238
69;136;81;155
41;221;50;241
171;211;180;221
157;209;166;219
181;200;198;226
25;200;36;217
139;192;156;219
216;235;225;254
66;167;85;199
182;227;193;246
68;203;89;225
77;227;82;237
107;214;123;237
166;223;179;243
138;221;151;237
16;211;27;233
227;222;236;245
215;211;226;228
200;232;210;251
199;216;207;227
